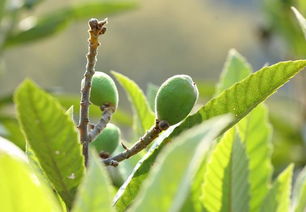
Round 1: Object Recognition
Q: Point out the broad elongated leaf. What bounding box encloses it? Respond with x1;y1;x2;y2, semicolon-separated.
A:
15;80;85;208
260;165;293;212
72;150;115;212
114;60;306;209
130;115;232;212
111;71;155;136
292;7;306;39
201;129;250;212
237;105;272;211
292;166;306;212
215;49;252;94
4;1;137;47
113;126;177;211
215;50;273;211
183;49;252;212
0;140;61;212
172;60;306;138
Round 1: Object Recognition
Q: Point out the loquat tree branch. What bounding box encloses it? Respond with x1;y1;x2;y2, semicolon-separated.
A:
78;18;107;165
88;105;114;142
103;120;169;166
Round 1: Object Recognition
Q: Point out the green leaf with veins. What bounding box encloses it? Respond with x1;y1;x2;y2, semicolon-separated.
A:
15;80;85;208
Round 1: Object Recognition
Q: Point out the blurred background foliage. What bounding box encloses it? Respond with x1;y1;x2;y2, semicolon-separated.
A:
0;0;305;176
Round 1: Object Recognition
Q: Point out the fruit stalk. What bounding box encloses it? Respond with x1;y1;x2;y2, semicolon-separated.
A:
78;18;107;165
103;120;168;166
88;105;114;142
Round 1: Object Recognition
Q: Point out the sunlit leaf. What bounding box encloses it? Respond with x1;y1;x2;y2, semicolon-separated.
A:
292;166;306;212
114;60;306;209
72;149;115;212
0;139;61;212
201;129;250;212
215;48;252;94
215;49;273;211
15;80;85;208
260;164;293;212
130;115;232;212
111;71;155;137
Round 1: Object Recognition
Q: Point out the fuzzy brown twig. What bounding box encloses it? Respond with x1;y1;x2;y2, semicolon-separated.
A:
78;18;107;165
103;120;169;166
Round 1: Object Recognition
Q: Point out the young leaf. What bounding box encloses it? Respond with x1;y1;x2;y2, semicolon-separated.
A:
215;49;252;94
130;115;232;212
114;60;306;209
237;105;272;211
111;71;155;136
0;141;61;212
215;49;273;211
201;129;250;212
146;83;159;110
292;166;306;212
4;1;138;47
15;80;85;208
72;150;115;212
173;60;306;138
113;126;177;212
261;164;294;212
292;7;306;39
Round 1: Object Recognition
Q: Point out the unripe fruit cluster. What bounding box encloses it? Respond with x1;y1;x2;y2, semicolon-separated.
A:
87;72;197;155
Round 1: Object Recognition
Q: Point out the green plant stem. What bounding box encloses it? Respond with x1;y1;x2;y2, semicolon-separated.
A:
103;120;168;166
78;18;107;166
88;105;114;142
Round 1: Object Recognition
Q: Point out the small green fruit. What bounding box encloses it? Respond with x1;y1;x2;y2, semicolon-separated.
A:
83;72;119;109
90;123;120;154
155;75;198;125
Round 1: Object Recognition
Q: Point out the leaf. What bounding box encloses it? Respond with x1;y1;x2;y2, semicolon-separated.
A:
4;1;138;47
260;164;294;212
201;129;250;212
146;83;159;110
130;115;232;212
183;49;252;212
15;80;85;208
72;149;115;212
292;166;306;212
111;71;155;136
292;7;306;39
215;49;252;94
237;105;273;211
215;49;273;211
0;140;61;212
114;60;306;210
113;126;177;211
